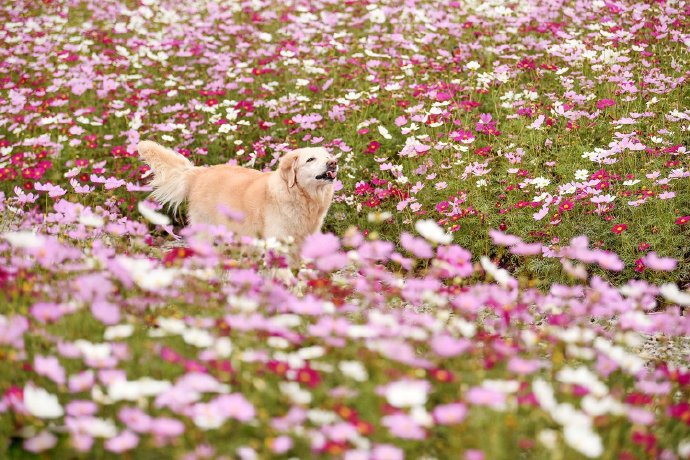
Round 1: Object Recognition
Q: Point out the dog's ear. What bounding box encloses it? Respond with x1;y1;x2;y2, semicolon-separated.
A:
279;152;299;188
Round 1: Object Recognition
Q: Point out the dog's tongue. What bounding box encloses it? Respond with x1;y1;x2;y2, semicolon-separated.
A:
327;170;337;179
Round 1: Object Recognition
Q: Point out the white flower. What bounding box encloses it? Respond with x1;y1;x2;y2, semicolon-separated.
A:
307;409;338;425
138;201;170;226
77;417;118;438
466;61;480;70
556;367;607;397
279;381;312;405
75;340;112;361
79;213;104;227
369;7;386;23
104;324;134;340
157;317;186;334
415;219;452;245
297;346;325;360
116;256;176;291
480;256;516;288
659;283;690;306
530;177;551;188
537;429;558;449
24;385;64;419
679;440;690;458
410;406;433;427
378;125;392;139
563;422;603;458
108;378;171;401
368;211;392;223
214;337;233;357
385;380;429;408
623;179;640;186
182;328;214;348
2;231;44;249
532;379;557;411
581;395;625;417
575;169;589;180
192;402;225;430
338;361;368;382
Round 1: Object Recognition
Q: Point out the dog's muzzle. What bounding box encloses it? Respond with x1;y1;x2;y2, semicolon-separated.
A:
316;163;338;181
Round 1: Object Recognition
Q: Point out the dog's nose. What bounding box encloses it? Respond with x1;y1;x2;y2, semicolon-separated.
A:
327;159;337;169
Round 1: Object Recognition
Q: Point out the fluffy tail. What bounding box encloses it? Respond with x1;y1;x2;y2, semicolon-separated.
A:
138;140;196;214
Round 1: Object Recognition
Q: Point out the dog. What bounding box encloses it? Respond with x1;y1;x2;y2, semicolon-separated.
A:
137;141;338;258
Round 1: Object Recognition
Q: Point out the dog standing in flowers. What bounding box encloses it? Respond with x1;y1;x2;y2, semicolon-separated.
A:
138;140;338;263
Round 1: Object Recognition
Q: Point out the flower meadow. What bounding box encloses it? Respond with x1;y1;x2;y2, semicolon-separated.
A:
1;0;690;458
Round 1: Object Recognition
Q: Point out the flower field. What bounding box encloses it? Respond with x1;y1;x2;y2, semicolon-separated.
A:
1;0;690;458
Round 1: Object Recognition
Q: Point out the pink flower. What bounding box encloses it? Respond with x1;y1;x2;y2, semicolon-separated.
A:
34;355;65;385
358;240;394;261
270;435;293;454
641;252;677;271
435;245;474;278
71;434;94;452
432;402;468;424
105;430;139;453
594;250;625;271
381;413;426;440
118;407;153;433
65;400;98;417
465;386;506;409
292;113;322;129
507;357;542;375
400;232;433;258
214;393;256;422
394;116;408;127
91;301;120;325
489;229;522;246
23;430;57;453
465;450;485;460
151;417;185;438
301;232;341;259
509;242;543;256
430;335;471;357
371;444;404;460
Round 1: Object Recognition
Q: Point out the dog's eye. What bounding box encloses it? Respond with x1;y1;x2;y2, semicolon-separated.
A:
306;157;315;163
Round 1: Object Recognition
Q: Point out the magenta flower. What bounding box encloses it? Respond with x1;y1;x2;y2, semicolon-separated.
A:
596;99;616;109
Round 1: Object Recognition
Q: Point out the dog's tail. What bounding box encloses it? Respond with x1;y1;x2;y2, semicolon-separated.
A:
138;140;196;214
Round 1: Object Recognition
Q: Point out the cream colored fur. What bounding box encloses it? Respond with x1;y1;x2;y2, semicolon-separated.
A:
138;141;337;253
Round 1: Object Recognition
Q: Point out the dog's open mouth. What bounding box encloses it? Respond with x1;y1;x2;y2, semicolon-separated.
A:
315;169;337;181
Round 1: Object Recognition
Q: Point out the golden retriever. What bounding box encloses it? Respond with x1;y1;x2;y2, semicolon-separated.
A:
137;140;337;253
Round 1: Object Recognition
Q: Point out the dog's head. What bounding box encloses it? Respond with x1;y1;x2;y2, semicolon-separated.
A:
279;147;338;190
